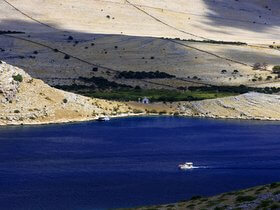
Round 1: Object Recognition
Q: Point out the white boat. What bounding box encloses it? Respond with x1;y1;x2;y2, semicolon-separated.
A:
97;116;110;121
178;162;194;170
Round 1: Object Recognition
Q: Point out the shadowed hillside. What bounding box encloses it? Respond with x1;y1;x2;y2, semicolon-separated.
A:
1;0;280;96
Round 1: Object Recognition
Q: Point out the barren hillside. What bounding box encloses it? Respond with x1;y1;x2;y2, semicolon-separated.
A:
0;61;142;125
1;0;280;43
179;92;280;121
0;0;280;90
1;61;280;125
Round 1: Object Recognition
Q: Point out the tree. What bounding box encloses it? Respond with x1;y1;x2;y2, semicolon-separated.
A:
12;74;23;82
273;66;280;74
253;62;268;70
253;63;261;70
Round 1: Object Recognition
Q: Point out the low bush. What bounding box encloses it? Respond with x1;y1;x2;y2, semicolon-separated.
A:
78;76;131;89
221;70;227;74
253;62;267;70
67;36;73;41
270;204;280;210
133;109;143;114
270;182;280;189
12;74;23;82
0;30;25;34
190;195;202;200
272;66;280;74
117;71;175;79
236;195;256;202
258;199;273;208
64;54;70;59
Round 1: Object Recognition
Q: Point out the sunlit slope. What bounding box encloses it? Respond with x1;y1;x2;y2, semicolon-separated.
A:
0;0;280;44
1;0;280;89
1;32;279;88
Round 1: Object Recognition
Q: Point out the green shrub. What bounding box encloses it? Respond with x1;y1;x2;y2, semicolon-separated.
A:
173;112;180;116
159;111;167;115
270;182;280;189
117;71;175;79
273;190;280;195
273;66;280;74
190;195;202;200
270;204;280;210
63;98;68;103
133;109;143;114
12;74;23;82
236;195;256;202
259;199;273;208
266;76;272;80
14;110;20;113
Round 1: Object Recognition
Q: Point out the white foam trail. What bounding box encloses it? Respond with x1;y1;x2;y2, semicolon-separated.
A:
193;166;208;169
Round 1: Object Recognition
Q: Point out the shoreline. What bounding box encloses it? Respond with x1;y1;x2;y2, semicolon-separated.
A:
1;111;280;127
129;182;280;210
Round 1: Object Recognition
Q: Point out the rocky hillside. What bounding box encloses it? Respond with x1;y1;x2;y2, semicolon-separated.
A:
2;61;280;126
0;61;139;125
0;0;280;90
179;92;280;121
129;182;280;210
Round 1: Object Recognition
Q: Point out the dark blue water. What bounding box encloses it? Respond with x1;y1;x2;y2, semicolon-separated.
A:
0;117;280;210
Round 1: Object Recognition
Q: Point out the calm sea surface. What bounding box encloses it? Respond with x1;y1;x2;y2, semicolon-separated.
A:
0;117;280;209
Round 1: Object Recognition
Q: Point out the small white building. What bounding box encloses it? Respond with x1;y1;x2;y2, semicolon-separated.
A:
142;97;150;104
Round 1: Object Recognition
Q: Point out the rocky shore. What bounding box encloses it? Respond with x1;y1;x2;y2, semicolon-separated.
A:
0;61;148;126
178;92;280;121
128;182;280;210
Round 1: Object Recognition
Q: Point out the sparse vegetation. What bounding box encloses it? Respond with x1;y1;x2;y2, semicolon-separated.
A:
64;54;70;59
235;195;256;202
188;85;280;95
80;89;236;102
117;71;175;79
0;30;25;34
272;66;280;74
67;36;73;41
133;183;280;210
12;74;23;82
253;62;268;70
221;70;227;74
166;37;247;46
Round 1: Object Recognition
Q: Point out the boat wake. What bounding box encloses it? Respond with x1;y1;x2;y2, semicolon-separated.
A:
183;166;280;170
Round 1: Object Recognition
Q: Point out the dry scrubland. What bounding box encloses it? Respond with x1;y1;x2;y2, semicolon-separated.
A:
179;92;280;121
0;61;149;125
0;61;179;125
0;0;280;89
1;0;280;124
129;182;280;210
2;62;280;125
